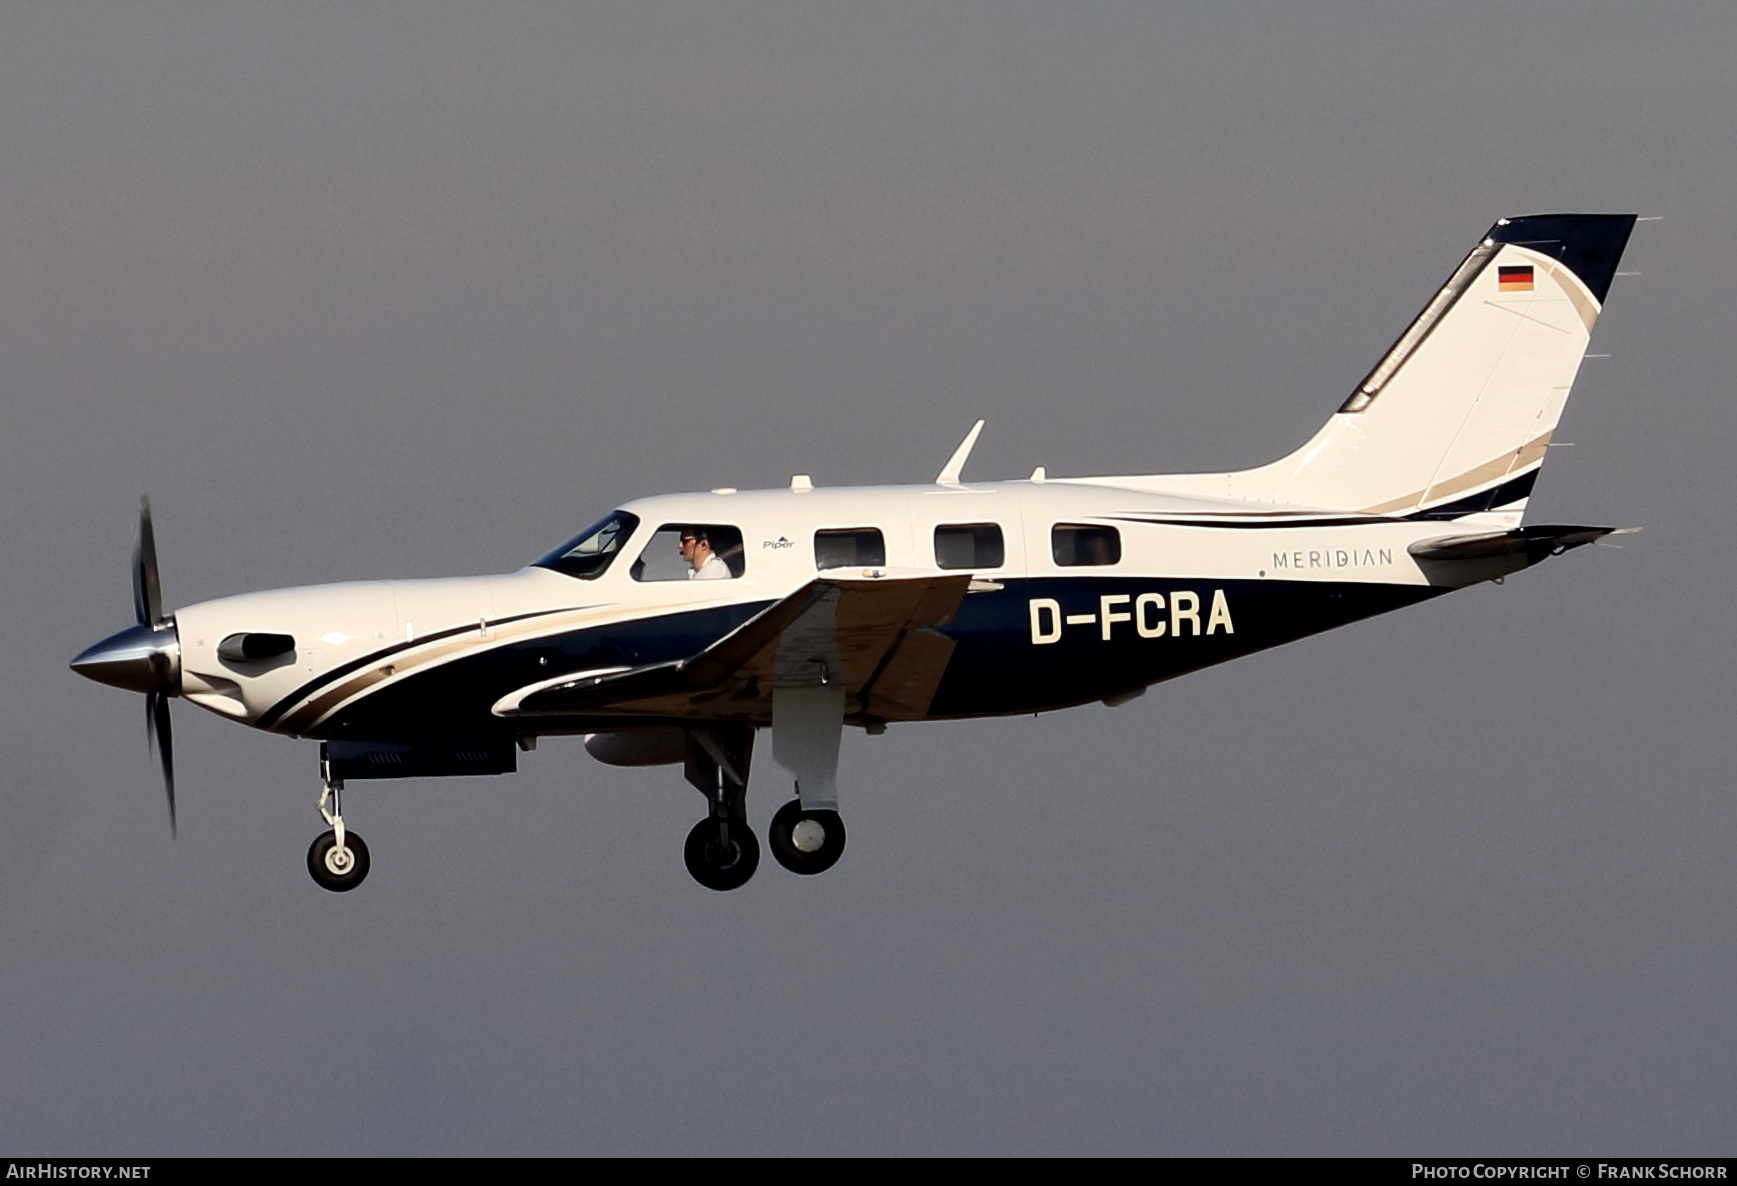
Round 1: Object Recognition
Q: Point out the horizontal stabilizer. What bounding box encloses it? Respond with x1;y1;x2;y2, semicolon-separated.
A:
1408;524;1633;562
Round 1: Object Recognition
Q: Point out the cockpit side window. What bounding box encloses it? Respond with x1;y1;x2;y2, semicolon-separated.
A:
633;524;746;581
533;511;641;580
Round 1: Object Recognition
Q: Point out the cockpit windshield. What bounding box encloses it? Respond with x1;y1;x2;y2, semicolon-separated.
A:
533;511;641;580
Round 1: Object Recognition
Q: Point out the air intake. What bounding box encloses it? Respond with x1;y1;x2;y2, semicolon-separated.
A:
217;632;297;663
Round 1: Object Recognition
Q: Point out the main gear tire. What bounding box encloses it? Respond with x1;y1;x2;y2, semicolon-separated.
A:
768;798;846;876
683;817;760;891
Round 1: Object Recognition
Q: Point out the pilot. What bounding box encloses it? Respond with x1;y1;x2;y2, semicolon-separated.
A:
680;527;731;580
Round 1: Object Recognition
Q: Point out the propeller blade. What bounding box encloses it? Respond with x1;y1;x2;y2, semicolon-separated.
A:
133;497;163;628
147;687;177;838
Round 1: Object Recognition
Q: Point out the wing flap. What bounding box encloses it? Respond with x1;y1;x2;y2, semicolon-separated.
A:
860;627;958;719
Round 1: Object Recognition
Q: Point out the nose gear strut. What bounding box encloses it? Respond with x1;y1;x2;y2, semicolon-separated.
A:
308;748;371;892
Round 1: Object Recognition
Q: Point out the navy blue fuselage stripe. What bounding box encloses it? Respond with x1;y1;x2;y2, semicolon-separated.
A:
927;576;1438;717
307;579;1441;742
312;599;773;742
255;606;587;731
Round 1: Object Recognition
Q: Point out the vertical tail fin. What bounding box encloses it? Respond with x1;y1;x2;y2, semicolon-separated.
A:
1222;214;1637;522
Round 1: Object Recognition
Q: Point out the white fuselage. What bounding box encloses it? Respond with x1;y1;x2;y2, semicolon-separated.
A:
171;477;1490;741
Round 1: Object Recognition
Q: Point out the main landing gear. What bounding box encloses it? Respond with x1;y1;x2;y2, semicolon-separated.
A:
682;726;759;892
767;797;846;876
308;760;370;893
684;816;759;892
678;722;850;891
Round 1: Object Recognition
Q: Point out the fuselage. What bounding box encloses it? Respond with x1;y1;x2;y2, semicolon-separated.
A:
168;476;1488;746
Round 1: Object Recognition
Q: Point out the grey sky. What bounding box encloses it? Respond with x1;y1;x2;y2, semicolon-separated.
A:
4;1;1734;1154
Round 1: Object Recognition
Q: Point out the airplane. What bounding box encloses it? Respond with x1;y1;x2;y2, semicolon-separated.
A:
72;213;1640;893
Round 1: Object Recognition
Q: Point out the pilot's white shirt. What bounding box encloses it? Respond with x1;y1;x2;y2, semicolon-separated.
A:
689;551;731;580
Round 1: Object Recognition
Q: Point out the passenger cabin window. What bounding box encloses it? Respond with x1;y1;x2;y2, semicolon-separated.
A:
814;528;886;570
935;524;1005;570
534;511;640;580
632;523;746;582
1052;524;1121;567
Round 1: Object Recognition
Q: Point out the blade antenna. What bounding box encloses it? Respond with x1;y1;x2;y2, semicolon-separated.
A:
936;420;985;487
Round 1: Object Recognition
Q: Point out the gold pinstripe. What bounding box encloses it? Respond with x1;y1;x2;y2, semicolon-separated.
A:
1360;430;1553;515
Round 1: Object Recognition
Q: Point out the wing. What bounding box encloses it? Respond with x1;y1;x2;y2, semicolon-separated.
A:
495;573;972;724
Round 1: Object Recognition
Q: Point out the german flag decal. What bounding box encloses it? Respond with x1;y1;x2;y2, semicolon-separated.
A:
1498;264;1535;292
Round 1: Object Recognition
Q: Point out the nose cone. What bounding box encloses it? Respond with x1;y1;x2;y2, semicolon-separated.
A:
71;622;181;694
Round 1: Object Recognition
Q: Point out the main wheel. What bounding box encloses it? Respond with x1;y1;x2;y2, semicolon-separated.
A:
768;798;846;876
683;817;760;891
307;830;371;893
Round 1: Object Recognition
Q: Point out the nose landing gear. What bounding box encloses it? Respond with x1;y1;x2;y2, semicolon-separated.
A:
308;828;371;892
308;763;370;893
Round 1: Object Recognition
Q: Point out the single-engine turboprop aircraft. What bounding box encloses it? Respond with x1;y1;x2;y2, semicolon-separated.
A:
73;214;1640;893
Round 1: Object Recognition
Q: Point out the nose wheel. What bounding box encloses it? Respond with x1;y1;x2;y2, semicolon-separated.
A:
768;798;846;875
308;829;371;892
308;767;371;893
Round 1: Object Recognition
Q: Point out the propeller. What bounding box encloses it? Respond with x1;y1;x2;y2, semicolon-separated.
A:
71;497;181;836
147;685;176;837
135;498;177;836
134;495;164;630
